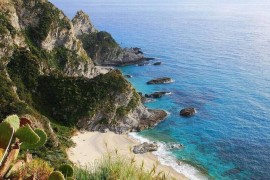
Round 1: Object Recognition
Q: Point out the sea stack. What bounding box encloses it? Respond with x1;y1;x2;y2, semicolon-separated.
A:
180;108;196;117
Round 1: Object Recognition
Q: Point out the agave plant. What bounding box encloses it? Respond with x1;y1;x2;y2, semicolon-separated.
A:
0;115;47;178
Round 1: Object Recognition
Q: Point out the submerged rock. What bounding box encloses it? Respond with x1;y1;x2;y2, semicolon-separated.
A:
166;143;183;150
153;62;162;65
133;142;158;154
138;62;150;66
145;92;169;98
180;107;196;117
147;77;172;84
124;74;132;78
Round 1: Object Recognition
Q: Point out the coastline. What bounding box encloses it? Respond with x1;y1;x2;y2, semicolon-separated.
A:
67;131;187;179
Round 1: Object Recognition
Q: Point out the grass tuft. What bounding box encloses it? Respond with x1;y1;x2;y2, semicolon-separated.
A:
73;153;174;180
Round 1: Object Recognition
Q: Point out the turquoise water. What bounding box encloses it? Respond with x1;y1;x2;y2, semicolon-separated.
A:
51;0;270;179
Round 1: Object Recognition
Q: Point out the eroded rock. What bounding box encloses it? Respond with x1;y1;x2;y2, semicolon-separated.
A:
133;142;158;154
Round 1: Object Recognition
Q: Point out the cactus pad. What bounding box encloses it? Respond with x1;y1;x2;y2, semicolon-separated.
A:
15;124;40;145
0;122;14;149
66;177;75;180
3;115;20;131
24;129;47;149
59;164;74;177
33;129;47;147
49;171;65;180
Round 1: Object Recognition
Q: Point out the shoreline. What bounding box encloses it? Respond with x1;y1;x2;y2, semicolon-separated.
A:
67;131;187;179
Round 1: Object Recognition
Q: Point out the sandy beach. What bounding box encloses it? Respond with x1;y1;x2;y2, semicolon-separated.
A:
67;131;187;179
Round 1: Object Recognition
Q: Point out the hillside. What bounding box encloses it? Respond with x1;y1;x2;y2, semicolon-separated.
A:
0;0;166;168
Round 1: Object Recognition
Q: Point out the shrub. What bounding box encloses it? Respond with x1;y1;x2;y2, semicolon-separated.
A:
15;158;53;179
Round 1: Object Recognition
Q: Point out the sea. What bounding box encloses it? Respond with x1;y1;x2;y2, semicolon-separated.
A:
50;0;270;179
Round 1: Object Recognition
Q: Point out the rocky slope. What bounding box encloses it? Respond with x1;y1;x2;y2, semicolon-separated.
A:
0;0;166;140
72;11;147;66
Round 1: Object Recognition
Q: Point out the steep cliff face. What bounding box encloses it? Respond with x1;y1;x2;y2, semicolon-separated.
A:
3;0;100;78
72;11;145;66
0;0;166;137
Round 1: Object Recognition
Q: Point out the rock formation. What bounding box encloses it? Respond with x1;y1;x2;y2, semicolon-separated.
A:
180;108;196;117
145;92;170;99
133;142;159;154
147;77;172;84
72;10;152;66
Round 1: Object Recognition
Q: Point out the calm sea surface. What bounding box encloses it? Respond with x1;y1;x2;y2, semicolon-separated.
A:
51;0;270;179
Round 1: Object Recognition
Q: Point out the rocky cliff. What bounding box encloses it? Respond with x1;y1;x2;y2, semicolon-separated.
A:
72;11;146;66
0;0;166;138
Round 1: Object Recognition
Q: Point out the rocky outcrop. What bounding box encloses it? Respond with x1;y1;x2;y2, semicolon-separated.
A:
166;143;183;150
153;62;162;65
180;108;196;117
147;77;172;84
72;10;97;36
72;11;151;66
75;72;168;134
10;0;99;78
133;142;159;154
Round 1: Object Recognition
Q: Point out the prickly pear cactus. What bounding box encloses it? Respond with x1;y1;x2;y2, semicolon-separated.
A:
0;122;14;165
0;122;14;149
66;177;75;180
3;115;20;131
59;164;74;177
33;129;47;148
49;171;65;180
15;124;40;145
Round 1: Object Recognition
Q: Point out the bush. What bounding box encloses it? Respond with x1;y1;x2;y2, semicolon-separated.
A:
15;158;53;179
36;70;130;125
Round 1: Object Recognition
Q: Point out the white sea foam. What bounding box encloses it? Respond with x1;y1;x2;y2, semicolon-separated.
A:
128;132;208;180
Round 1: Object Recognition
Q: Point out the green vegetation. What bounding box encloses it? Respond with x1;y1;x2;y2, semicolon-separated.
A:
74;154;172;180
36;70;130;125
0;12;16;36
24;1;70;43
58;164;74;178
14;158;53;179
49;171;65;180
7;49;40;105
79;31;120;60
0;64;30;119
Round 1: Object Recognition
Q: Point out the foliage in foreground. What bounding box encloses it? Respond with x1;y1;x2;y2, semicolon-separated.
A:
74;154;175;180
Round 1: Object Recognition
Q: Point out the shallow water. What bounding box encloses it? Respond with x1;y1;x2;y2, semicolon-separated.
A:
51;0;270;179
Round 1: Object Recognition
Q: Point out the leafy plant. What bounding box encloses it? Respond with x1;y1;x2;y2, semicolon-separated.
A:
0;115;47;178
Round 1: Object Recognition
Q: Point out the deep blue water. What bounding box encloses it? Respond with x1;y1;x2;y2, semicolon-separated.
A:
51;0;270;179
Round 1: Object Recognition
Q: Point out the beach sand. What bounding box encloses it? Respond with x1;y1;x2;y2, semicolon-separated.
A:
67;131;187;179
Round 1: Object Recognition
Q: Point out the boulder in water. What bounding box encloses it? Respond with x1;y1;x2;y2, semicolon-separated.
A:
180;107;196;117
147;77;172;84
